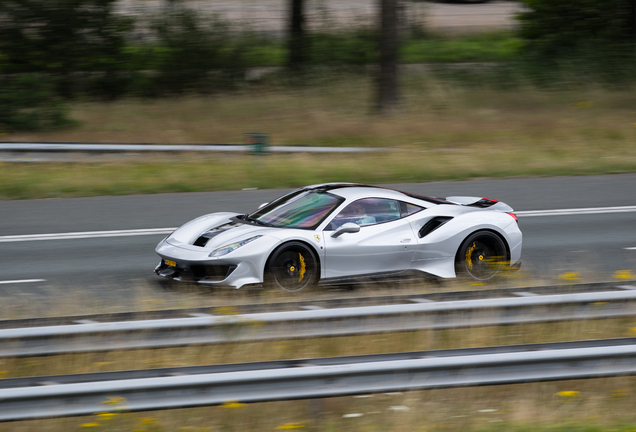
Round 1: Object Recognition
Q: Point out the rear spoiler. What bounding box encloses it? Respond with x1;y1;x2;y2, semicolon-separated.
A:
446;196;514;213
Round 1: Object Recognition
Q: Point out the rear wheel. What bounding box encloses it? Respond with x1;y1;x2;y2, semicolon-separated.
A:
456;231;507;281
265;242;319;292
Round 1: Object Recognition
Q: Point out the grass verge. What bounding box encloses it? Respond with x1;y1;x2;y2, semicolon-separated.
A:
2;274;636;431
2;315;636;432
2;74;636;199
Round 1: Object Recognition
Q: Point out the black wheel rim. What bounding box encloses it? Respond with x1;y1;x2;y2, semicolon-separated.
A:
463;238;504;280
272;249;314;292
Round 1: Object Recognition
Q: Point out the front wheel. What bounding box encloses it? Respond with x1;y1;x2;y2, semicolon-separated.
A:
456;231;507;281
265;242;319;292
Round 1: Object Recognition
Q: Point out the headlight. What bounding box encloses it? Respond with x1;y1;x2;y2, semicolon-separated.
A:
209;235;262;257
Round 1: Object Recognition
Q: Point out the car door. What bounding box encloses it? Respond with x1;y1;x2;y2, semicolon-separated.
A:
321;198;417;279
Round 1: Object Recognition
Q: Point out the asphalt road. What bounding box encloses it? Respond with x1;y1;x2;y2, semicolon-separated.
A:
1;174;636;305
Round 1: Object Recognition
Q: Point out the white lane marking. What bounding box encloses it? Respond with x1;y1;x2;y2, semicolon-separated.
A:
0;279;46;285
625;247;636;250
517;205;636;217
0;228;175;243
1;205;635;243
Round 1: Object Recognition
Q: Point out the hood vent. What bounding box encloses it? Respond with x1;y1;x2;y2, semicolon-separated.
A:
193;222;238;247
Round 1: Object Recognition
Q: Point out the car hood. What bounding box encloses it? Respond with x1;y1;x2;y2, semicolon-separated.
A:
165;212;273;251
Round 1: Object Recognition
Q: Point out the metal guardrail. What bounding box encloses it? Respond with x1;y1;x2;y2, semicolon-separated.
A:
2;337;636;422
2;284;636;358
0;142;388;153
0;281;630;329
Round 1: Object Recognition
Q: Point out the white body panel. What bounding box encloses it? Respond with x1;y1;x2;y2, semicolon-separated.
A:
154;184;522;289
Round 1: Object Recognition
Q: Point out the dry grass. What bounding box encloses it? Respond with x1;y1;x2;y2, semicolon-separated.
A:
2;75;636;199
3;315;636;432
2;274;636;431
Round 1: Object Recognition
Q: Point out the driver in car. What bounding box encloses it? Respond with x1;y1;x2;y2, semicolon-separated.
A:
336;201;376;227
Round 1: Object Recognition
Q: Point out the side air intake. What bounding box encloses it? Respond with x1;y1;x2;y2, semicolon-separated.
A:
419;216;453;238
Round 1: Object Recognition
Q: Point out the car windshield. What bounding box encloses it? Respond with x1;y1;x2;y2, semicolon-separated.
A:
248;189;344;229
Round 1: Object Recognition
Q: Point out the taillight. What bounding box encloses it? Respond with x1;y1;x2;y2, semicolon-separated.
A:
507;212;518;223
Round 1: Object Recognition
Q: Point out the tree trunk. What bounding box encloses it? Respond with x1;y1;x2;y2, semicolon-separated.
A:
376;0;399;114
288;0;307;71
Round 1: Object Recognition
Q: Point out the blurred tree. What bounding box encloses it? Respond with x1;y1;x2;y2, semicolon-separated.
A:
631;0;636;41
0;74;74;131
288;0;307;71
150;7;243;94
0;0;133;98
518;0;636;59
376;0;400;114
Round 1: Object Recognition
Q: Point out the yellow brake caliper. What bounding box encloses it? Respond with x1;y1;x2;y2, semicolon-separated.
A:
465;242;476;271
298;253;306;282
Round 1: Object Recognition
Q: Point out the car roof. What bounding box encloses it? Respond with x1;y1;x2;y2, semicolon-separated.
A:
302;183;452;206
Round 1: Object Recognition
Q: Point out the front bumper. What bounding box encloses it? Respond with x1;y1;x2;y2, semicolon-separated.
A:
155;259;237;283
154;235;279;289
154;257;265;289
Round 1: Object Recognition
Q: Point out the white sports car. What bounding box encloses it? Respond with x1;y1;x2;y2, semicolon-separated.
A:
155;183;522;291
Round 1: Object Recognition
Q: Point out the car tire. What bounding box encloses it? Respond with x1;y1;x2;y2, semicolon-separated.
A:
455;231;507;281
265;242;319;292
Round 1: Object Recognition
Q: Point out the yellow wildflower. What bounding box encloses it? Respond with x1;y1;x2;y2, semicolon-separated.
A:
556;390;580;400
214;306;238;315
613;270;634;280
102;396;127;406
276;422;306;429
81;423;100;427
97;412;117;420
559;272;580;282
139;417;158;424
611;389;628;399
221;401;246;408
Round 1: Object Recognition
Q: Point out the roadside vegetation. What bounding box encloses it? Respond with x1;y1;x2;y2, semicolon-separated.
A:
2;271;636;431
1;1;636;199
2;76;636;199
3;295;636;432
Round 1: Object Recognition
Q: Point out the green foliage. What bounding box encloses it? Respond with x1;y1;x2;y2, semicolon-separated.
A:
0;74;75;132
514;0;636;86
307;29;378;66
402;31;521;63
518;0;636;60
0;0;134;98
134;7;254;95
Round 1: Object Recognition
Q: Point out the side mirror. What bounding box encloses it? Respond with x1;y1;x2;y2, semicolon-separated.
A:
257;202;268;209
331;222;360;238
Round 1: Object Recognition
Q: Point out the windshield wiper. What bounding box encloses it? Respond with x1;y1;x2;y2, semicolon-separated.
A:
243;215;273;227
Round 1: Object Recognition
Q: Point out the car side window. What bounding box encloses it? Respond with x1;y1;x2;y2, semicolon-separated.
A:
400;201;424;217
367;198;401;223
330;198;401;229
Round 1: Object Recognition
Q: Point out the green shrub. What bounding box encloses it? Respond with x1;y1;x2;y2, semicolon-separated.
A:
0;0;134;99
518;0;636;60
0;74;75;132
139;7;250;95
307;30;378;66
